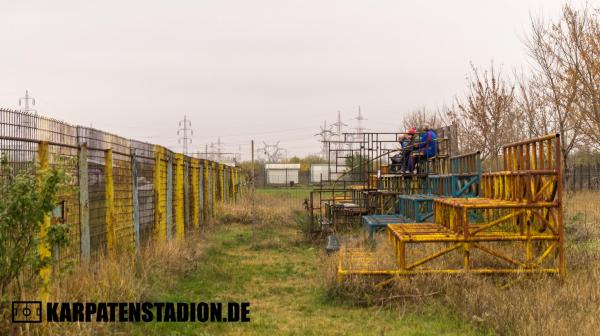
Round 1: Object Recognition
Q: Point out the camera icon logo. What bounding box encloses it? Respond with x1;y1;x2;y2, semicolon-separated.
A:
12;301;42;323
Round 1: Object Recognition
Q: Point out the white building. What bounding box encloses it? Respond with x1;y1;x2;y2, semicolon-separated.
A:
310;164;348;183
265;163;301;185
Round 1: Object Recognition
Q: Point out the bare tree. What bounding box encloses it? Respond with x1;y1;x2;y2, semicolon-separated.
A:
401;106;441;131
445;63;519;168
524;6;585;169
565;6;600;150
516;72;552;138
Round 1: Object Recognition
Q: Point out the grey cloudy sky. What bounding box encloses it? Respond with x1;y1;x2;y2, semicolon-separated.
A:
0;0;595;159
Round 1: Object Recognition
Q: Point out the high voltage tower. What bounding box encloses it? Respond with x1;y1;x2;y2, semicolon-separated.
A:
315;120;333;160
315;107;367;159
198;137;234;163
177;115;193;155
354;105;367;134
331;111;348;150
257;141;286;162
213;137;223;161
351;106;367;150
19;90;37;115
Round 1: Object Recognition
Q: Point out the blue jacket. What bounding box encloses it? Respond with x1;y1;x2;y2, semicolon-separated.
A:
400;138;411;149
419;130;437;157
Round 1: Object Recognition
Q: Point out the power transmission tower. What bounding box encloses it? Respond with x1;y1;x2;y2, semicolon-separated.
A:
216;137;223;161
315;120;333;160
19;90;37;115
350;106;367;150
257;141;285;162
209;142;216;161
237;144;242;163
355;105;367;134
177;115;193;155
331;111;347;150
16;90;37;159
202;140;234;163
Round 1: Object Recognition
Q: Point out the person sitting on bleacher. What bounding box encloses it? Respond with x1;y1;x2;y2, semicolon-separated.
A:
400;127;416;173
408;124;437;173
419;124;437;159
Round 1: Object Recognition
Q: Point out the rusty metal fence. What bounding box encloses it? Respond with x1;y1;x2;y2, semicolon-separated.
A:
565;163;600;192
0;108;242;268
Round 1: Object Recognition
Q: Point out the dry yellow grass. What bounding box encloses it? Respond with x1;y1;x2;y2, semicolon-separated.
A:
327;191;600;335
3;189;599;335
3;230;208;336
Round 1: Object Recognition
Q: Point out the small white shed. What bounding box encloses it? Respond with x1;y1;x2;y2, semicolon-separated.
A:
310;164;348;183
265;164;301;185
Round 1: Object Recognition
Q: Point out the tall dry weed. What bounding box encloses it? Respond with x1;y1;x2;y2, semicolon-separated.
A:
216;191;303;228
3;230;207;336
327;192;600;335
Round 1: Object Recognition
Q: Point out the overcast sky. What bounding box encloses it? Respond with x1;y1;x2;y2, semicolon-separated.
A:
0;0;595;159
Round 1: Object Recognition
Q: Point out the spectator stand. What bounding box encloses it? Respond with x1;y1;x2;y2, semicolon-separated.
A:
338;134;564;283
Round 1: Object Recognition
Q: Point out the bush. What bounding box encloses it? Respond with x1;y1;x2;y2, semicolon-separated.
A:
0;157;67;298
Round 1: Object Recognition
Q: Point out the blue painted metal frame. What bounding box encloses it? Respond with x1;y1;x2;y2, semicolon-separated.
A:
362;214;409;240
397;194;436;222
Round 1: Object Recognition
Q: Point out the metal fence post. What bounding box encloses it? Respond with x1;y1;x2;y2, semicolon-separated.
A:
174;153;185;240
210;162;216;216
166;154;173;240
105;148;115;253
219;163;225;203
131;147;140;249
154;146;166;241
233;168;238;203
203;160;209;222
229;167;234;204
79;143;91;261
183;157;191;231
37;141;51;296
191;158;200;228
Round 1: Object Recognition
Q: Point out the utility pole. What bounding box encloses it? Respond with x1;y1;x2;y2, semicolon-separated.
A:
177;115;193;155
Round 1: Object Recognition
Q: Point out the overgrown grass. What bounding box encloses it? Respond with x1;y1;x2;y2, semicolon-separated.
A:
6;187;480;335
9;188;597;335
255;187;314;200
21;230;209;336
327;191;600;336
122;196;480;335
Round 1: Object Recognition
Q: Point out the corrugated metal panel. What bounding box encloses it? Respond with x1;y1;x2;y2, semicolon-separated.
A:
266;168;299;185
310;164;348;183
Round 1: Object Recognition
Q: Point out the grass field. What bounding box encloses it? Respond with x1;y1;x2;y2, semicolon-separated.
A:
255;186;314;199
118;187;482;335
124;214;482;335
29;187;599;335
